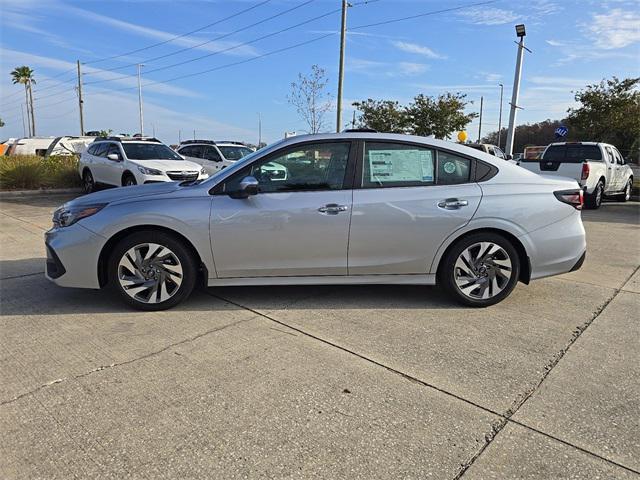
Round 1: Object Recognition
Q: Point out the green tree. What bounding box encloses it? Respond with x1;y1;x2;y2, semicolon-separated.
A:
288;65;333;134
351;99;409;133
482;119;578;153
11;66;36;136
567;77;640;161
408;92;477;139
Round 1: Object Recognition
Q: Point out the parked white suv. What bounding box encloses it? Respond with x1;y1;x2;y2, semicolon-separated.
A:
79;137;208;193
518;142;633;209
175;140;254;174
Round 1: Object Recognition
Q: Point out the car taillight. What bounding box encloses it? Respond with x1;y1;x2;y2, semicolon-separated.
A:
581;162;590;181
554;189;583;210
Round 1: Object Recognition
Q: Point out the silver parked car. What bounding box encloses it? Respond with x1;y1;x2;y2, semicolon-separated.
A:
45;132;587;310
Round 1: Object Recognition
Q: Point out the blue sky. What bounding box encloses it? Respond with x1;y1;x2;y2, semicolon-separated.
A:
1;0;639;144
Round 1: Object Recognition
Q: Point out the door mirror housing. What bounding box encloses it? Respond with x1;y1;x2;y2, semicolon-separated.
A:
230;176;259;199
505;154;513;160
107;153;121;161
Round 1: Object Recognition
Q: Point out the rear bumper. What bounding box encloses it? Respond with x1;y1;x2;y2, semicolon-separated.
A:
520;211;587;280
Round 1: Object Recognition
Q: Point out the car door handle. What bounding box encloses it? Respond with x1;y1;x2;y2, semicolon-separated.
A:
318;203;348;215
438;198;469;210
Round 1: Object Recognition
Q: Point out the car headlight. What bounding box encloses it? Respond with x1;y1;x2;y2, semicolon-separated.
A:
138;166;163;176
52;204;107;228
200;167;207;175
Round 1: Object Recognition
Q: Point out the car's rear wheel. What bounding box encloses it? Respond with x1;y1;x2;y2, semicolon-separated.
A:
585;180;603;209
438;233;520;307
108;231;197;310
122;173;137;187
83;169;95;194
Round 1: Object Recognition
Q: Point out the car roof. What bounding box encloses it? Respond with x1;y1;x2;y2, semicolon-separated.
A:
548;141;603;147
278;132;495;157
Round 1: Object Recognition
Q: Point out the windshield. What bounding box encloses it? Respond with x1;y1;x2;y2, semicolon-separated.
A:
122;143;183;161
218;146;253;161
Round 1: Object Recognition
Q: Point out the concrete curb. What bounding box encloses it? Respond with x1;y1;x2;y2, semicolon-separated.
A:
0;188;82;199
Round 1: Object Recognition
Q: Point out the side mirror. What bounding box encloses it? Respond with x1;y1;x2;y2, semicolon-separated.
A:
505;154;513;160
107;153;121;161
230;176;259;199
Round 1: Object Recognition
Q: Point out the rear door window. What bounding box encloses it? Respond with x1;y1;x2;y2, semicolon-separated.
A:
437;151;471;185
362;142;435;188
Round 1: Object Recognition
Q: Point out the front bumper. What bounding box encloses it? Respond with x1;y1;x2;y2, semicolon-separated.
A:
44;223;106;289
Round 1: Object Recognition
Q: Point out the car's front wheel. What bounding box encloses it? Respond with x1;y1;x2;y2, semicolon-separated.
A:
82;169;95;194
108;231;197;310
438;233;520;307
122;173;137;187
618;178;633;202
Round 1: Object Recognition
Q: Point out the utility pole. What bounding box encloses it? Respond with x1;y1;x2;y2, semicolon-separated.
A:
28;79;36;136
505;24;528;157
336;0;349;133
258;112;262;146
351;110;356;128
477;96;483;142
77;60;85;136
178;130;182;143
137;64;144;136
497;83;504;149
20;104;26;137
23;87;31;136
193;129;196;140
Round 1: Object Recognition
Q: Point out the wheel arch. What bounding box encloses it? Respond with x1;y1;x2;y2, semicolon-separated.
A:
433;227;531;285
121;170;135;184
97;225;207;288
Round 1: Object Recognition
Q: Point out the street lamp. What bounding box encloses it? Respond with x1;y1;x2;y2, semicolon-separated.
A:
505;24;527;157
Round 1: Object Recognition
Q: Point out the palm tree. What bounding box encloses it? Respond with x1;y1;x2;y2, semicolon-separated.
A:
11;66;36;136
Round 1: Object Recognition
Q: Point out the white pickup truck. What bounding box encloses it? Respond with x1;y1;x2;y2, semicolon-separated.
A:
518;142;634;209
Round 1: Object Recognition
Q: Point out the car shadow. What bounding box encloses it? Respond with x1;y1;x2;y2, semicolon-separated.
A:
0;258;457;316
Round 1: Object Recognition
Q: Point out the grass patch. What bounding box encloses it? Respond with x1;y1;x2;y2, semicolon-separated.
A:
0;155;81;190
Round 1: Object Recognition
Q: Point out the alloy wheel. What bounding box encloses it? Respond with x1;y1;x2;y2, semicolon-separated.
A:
596;183;603;206
453;242;513;300
117;243;183;304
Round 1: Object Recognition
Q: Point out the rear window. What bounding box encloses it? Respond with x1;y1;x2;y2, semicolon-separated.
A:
541;145;602;162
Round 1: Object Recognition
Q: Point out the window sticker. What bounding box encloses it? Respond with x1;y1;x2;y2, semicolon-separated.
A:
368;149;434;183
443;161;457;174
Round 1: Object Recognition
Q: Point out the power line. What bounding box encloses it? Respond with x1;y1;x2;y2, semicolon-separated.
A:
86;32;337;94
351;0;498;30
85;6;340;86
93;0;316;74
84;0;273;66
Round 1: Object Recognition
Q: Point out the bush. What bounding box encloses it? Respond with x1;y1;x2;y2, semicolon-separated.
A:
0;155;81;190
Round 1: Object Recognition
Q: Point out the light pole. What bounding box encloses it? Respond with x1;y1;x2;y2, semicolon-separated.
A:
505;24;527;157
477;96;483;142
137;64;145;136
497;83;504;149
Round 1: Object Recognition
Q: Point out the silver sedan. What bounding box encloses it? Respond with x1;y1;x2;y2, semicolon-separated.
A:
45;132;586;310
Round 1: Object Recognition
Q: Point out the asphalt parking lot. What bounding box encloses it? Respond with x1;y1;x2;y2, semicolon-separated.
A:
1;193;638;479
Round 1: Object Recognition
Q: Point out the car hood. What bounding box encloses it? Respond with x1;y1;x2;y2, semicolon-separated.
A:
129;159;202;171
65;182;186;208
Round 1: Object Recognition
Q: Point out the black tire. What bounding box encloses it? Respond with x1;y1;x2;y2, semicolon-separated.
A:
585;180;603;209
82;169;95;194
107;230;197;311
122;173;137;187
617;178;633;202
437;232;521;307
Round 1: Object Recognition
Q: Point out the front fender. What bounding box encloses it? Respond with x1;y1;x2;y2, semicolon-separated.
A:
80;196;216;278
